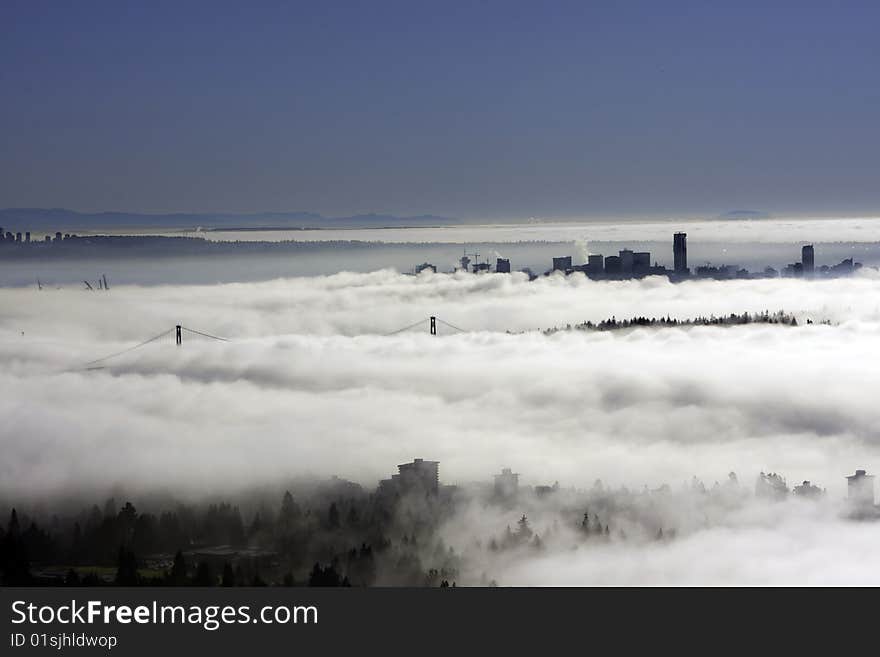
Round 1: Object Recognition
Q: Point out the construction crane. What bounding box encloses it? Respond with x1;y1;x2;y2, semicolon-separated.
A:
460;247;481;272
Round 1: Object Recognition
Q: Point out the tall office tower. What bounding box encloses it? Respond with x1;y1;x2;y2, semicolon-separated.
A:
673;232;688;273
619;249;634;275
802;244;814;275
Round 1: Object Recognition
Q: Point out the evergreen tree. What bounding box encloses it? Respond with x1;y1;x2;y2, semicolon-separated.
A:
114;546;139;586
8;509;20;537
192;561;215;586
167;550;188;585
516;515;533;543
1;510;32;585
221;562;235;587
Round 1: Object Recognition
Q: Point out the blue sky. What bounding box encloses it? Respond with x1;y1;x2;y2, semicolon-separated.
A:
2;1;879;219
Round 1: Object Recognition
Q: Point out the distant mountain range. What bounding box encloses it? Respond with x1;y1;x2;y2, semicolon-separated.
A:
0;208;461;231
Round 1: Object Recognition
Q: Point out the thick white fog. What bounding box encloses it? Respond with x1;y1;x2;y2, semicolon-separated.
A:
2;269;879;584
498;499;880;586
2;269;880;493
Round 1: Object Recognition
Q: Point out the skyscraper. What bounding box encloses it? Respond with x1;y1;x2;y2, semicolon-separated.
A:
802;244;814;275
673;233;688;274
619;249;634;275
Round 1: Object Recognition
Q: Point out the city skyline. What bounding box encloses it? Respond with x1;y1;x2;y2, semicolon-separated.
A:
0;221;867;277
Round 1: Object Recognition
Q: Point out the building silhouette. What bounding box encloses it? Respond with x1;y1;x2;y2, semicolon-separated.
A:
552;256;572;272
496;258;511;273
793;480;823;498
604;255;621;274
633;251;651;276
619;249;634;275
673;232;688;274
846;469;875;506
494;468;519;499
379;458;440;498
801;244;814;275
587;254;604;275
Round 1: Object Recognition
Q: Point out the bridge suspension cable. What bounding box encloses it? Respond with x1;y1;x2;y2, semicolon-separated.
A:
383;317;432;336
78;328;174;369
180;326;229;342
435;318;467;333
71;324;228;371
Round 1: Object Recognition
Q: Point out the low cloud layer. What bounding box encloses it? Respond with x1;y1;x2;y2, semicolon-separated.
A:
2;270;878;583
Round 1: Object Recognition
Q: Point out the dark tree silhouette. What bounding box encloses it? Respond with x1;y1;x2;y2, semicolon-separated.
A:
221;562;235;587
167;550;188;585
114;546;139;585
192;561;215;586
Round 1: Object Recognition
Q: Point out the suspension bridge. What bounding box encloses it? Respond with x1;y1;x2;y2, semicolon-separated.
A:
71;316;468;371
383;316;466;336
